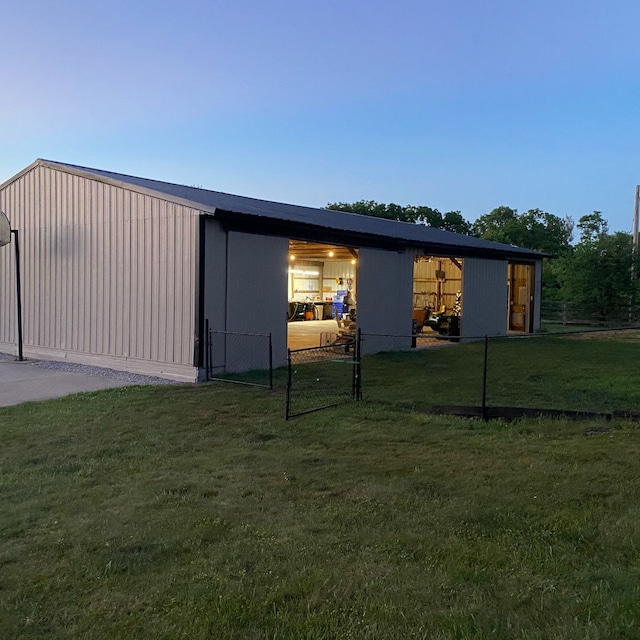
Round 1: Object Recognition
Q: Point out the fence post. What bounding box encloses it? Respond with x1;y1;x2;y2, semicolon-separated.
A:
356;328;362;400
351;329;359;400
204;319;210;381
285;349;292;420
208;325;214;380
268;332;273;391
481;335;489;421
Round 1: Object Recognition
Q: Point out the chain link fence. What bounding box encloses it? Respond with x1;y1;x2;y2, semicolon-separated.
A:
204;320;640;421
358;331;478;412
359;327;640;420
286;333;361;419
204;322;273;389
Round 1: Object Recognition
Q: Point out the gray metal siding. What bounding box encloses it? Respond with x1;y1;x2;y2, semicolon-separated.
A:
202;219;227;376
0;165;199;380
203;218;228;334
223;231;288;370
461;258;508;337
533;260;543;332
357;247;414;353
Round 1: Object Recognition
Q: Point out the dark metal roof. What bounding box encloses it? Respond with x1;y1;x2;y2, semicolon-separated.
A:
37;159;546;260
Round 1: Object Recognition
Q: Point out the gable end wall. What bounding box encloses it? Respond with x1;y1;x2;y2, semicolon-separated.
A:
0;165;199;380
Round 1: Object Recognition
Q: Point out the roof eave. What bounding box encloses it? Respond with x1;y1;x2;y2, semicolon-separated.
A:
214;209;546;261
5;160;548;262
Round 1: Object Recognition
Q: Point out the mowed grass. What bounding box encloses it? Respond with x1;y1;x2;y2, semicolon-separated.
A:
361;329;640;413
2;332;640;638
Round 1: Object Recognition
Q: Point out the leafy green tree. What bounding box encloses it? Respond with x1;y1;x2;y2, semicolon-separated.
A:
326;201;472;234
442;211;472;235
471;206;573;255
327;200;415;222
556;212;638;320
471;206;520;243
407;205;444;226
575;211;608;244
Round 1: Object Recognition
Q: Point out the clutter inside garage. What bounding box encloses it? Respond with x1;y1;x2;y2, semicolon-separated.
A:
287;241;358;349
412;256;463;337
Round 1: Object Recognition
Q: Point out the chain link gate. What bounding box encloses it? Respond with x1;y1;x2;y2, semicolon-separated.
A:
286;329;361;419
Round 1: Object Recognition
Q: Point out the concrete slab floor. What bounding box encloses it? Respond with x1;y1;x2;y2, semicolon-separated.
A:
286;319;445;350
0;359;134;408
287;319;342;349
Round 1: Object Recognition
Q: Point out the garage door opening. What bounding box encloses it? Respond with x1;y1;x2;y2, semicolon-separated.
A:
287;240;358;349
413;256;463;337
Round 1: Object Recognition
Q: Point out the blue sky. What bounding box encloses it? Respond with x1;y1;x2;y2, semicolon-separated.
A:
2;0;639;231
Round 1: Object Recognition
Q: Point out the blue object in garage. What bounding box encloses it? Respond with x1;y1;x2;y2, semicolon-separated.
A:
332;290;347;319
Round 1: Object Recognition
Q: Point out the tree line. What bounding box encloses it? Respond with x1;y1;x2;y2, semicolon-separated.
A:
327;201;638;322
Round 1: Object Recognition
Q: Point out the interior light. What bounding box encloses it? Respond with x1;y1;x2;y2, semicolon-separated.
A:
351;259;356;265
328;250;334;257
289;268;319;276
289;254;296;261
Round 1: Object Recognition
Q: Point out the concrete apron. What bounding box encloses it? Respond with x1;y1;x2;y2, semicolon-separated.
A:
0;359;132;408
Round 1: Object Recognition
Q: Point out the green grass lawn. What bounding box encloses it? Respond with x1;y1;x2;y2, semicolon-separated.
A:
360;329;640;413
2;332;640;638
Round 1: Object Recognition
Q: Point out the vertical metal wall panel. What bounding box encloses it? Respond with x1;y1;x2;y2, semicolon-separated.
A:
533;260;542;332
357;247;414;353
0;165;199;380
319;261;357;298
203;218;227;334
224;231;288;370
461;258;508;337
203;219;228;374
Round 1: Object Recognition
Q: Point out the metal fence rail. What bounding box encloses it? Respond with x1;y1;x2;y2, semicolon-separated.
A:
541;300;640;327
359;326;640;420
204;321;273;389
286;331;361;419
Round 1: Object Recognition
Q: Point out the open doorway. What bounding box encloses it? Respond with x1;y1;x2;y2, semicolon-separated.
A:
508;263;534;332
287;240;358;349
413;256;463;336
